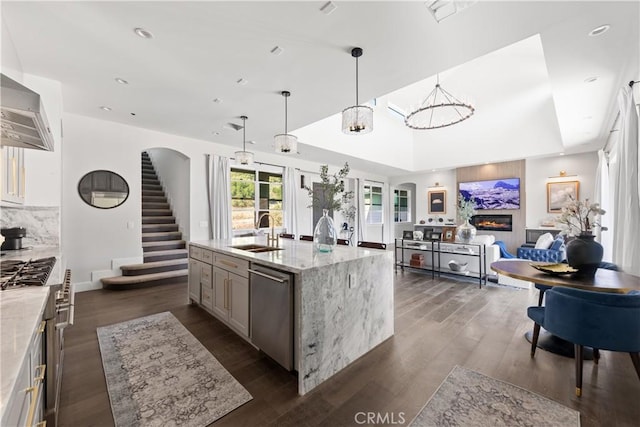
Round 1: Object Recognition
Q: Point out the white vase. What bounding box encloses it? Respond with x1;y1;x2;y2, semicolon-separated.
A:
456;219;477;243
313;209;338;252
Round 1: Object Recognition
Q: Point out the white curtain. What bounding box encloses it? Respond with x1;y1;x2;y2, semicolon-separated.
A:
206;154;232;240
610;86;640;275
593;150;613;261
283;166;298;237
358;178;367;241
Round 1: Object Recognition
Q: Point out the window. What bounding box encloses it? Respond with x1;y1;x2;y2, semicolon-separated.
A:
231;168;283;230
364;184;383;224
394;189;410;222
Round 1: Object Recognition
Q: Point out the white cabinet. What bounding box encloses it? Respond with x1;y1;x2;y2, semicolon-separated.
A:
1;146;26;204
213;265;250;338
188;259;202;303
2;320;46;427
188;245;249;338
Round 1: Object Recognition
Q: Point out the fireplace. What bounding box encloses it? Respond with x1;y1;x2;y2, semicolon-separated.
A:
471;214;513;232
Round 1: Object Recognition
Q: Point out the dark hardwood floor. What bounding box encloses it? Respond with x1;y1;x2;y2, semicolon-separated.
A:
59;271;640;426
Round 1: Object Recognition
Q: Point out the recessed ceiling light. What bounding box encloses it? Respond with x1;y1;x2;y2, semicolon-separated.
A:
588;24;610;37
99;106;112;111
247;140;257;145
213;98;223;104
559;152;565;156
212;131;220;136
584;116;593;120
130;112;136;116
320;1;337;15
115;77;129;85
584;76;598;83
236;78;248;86
134;27;153;39
431;169;436;172
270;46;283;56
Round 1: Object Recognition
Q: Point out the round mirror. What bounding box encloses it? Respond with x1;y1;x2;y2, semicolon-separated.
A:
78;170;129;209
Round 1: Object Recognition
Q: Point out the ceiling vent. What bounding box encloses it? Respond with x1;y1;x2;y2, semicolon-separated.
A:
224;122;244;131
426;1;477;23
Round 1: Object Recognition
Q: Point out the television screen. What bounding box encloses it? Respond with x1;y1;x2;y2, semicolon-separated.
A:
459;178;520;210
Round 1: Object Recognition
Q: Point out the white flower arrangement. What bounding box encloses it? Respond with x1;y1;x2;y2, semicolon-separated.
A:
557;195;606;236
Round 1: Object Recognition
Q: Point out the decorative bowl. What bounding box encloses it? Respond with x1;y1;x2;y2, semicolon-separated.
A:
448;260;468;272
529;263;578;275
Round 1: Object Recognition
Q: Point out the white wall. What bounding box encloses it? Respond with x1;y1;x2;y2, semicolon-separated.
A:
62;113;390;282
147;148;191;240
391;169;458;224
525;151;598;228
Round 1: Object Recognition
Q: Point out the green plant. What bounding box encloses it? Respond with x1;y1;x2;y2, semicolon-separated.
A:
304;163;355;223
457;194;476;222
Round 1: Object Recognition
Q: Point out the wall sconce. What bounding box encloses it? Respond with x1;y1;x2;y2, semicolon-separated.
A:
548;171;577;179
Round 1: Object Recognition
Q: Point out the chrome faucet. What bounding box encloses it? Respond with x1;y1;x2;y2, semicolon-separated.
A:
256;212;279;247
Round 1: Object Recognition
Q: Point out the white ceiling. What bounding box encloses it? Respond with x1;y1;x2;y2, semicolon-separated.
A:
2;1;639;176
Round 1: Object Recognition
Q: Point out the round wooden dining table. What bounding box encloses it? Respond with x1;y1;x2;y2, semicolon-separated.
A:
491;260;640;358
491;260;640;294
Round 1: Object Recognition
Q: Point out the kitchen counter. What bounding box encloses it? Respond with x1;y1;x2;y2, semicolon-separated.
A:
190;237;394;394
0;286;49;421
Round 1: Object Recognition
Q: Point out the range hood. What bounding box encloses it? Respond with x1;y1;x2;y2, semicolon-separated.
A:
1;73;54;151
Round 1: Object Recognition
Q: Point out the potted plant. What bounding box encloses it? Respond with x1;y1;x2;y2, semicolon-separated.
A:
456;194;477;243
304;163;355;251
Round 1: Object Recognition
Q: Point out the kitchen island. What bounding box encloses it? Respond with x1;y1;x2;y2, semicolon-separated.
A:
189;236;394;395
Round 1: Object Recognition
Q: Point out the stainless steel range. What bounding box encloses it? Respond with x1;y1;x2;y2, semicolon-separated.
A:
0;257;57;289
1;256;72;427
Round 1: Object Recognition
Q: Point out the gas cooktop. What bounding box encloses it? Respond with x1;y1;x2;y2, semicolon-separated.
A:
0;257;57;290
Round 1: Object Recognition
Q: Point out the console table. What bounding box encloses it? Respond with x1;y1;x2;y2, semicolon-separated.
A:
395;239;487;287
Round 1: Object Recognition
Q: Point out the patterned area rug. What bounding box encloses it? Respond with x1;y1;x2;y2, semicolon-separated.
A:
410;366;580;426
97;312;252;426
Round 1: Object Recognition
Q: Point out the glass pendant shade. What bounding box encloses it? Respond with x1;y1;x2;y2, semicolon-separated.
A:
342;47;373;135
235;149;254;165
274;91;298;154
342;105;373;134
274;133;298;153
235;115;254;166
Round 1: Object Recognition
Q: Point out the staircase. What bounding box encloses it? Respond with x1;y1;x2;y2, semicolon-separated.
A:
102;152;188;289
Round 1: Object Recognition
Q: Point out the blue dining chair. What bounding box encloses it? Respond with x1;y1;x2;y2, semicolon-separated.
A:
527;286;640;396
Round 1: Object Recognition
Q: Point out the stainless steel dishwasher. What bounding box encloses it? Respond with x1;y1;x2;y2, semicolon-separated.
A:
248;264;293;370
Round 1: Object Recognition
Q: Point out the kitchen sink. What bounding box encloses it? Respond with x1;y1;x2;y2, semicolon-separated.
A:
231;244;283;253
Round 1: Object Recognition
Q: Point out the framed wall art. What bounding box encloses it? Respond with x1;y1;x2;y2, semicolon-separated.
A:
547;181;579;213
442;226;456;242
428;190;446;214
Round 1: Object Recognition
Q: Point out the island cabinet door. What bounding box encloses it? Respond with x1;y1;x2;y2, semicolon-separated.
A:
188;259;202;303
212;266;230;319
228;272;249;338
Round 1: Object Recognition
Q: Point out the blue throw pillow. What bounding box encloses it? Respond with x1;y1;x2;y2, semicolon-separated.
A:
549;236;564;251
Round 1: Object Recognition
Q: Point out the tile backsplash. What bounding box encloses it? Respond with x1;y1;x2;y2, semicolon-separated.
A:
1;205;60;246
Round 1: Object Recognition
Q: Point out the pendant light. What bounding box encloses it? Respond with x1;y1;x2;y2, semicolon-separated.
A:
342;47;373;135
235;115;254;165
405;75;474;130
274;91;298;153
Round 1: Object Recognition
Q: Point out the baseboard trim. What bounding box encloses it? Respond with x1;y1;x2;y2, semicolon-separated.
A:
74;280;103;293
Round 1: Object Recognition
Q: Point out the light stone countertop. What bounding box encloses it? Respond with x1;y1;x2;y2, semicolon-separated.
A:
0;286;49;421
190;236;389;274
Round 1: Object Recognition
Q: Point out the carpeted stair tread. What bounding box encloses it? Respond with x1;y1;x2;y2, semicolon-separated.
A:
144;249;189;262
101;269;187;286
142;216;176;224
142;231;183;242
142;209;173;216
142;202;170;209
142;223;179;231
121;259;189;276
142;240;187;251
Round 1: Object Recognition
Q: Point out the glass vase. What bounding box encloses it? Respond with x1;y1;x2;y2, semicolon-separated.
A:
313;209;338;252
456;219;477;243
